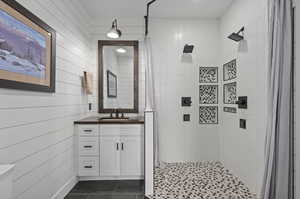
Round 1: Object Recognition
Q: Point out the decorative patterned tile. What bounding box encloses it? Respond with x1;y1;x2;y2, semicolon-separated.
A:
223;59;237;81
199;106;218;124
199;85;218;104
199;67;218;83
223;107;237;113
223;82;237;104
147;162;257;199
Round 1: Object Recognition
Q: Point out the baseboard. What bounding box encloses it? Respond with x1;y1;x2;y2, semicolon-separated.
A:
79;176;144;181
51;176;78;199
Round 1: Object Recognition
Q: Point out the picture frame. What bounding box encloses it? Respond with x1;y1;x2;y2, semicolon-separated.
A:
107;70;117;98
223;59;237;81
0;0;56;92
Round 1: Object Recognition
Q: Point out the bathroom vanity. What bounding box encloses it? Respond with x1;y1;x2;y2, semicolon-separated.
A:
74;117;144;180
75;40;145;180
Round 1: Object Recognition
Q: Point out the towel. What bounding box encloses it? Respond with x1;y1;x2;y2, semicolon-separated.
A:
83;71;93;94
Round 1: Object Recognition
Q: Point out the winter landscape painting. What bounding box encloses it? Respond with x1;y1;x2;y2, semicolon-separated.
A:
0;0;56;92
0;9;46;78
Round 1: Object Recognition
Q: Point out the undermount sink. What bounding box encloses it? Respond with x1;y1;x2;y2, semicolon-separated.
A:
99;117;130;121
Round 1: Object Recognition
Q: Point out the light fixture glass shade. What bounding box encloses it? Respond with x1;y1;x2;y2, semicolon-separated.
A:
107;30;119;39
106;19;122;39
116;48;126;53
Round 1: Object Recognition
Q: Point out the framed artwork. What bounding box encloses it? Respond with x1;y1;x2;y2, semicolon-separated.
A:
107;70;117;98
199;85;218;104
199;67;218;83
223;107;237;113
0;0;56;92
223;82;237;104
223;59;237;81
199;106;218;124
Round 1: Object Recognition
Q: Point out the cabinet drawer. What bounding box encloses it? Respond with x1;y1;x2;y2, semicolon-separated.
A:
120;125;143;136
100;124;143;136
79;137;99;156
78;125;99;137
100;125;120;136
78;157;99;176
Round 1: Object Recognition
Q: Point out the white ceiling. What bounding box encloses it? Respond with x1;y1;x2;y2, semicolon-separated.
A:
79;0;233;20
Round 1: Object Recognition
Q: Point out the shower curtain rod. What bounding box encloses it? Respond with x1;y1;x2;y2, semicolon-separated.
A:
144;0;157;36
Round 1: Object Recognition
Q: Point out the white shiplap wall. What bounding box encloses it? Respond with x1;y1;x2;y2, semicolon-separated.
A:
0;0;93;198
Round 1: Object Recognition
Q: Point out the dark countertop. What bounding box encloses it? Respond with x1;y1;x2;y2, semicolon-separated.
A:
74;116;145;125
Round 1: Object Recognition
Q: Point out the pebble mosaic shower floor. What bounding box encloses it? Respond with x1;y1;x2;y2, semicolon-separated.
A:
147;162;257;199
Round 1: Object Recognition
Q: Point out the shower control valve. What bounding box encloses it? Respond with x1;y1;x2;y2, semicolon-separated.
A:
182;97;192;107
235;96;247;109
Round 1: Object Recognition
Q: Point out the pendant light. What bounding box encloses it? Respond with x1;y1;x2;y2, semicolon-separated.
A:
106;19;122;39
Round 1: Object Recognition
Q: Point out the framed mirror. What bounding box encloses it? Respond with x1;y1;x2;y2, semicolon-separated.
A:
98;40;139;113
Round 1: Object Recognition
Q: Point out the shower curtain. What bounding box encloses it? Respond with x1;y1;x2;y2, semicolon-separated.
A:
144;37;160;167
261;0;294;198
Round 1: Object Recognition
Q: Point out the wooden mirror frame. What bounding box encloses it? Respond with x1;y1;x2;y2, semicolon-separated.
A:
98;40;139;113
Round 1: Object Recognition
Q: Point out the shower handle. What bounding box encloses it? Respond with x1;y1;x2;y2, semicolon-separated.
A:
235;96;248;109
235;100;245;105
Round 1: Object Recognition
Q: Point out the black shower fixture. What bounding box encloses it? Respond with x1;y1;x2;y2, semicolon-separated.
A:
183;44;194;54
236;96;248;109
182;97;192;106
228;27;245;42
144;0;157;36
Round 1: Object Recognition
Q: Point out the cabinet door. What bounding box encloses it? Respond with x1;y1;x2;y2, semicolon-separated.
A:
100;136;120;176
120;136;144;176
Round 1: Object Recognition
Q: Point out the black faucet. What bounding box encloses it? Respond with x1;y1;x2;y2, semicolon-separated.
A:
115;109;120;118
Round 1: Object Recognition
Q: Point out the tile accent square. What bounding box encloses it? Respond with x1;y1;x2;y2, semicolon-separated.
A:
199;67;218;83
224;82;237;104
223;59;237;81
199;85;218;104
199;106;218;124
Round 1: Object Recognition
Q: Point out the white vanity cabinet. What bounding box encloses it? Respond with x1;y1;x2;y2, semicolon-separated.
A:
77;125;100;177
100;125;144;178
76;123;144;180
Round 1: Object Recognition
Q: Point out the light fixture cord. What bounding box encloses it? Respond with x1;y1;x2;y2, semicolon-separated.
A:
113;19;118;28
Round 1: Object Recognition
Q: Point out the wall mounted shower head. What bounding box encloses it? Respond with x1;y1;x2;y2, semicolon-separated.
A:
183;44;194;53
228;27;245;42
228;33;244;42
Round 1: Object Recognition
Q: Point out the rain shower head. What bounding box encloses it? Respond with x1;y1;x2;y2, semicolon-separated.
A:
228;27;245;42
228;33;244;42
183;44;194;53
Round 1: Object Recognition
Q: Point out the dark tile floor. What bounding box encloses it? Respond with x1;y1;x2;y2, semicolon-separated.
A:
65;180;146;199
